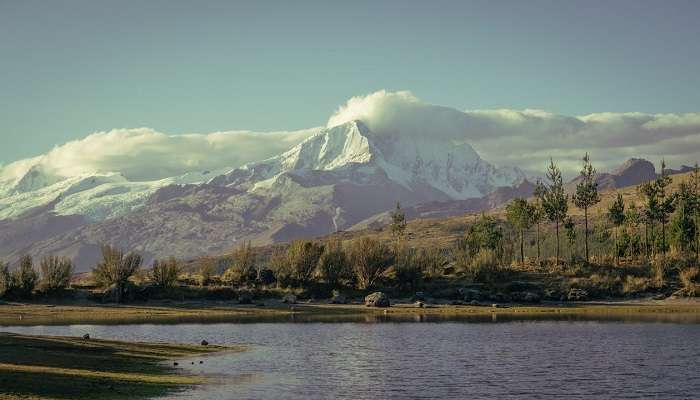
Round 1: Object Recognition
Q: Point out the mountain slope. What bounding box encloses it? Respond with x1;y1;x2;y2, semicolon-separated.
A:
0;121;525;271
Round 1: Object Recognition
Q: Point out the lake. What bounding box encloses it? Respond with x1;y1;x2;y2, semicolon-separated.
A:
4;317;700;399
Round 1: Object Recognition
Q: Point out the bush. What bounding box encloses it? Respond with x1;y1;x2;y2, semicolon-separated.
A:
394;248;423;292
92;245;142;303
222;241;257;286
461;249;508;284
150;257;180;289
415;247;446;277
622;275;651;296
197;258;216;287
268;250;292;288
316;238;350;288
679;267;699;297
286;240;324;286
0;261;9;298
349;237;395;289
8;255;39;298
39;255;73;292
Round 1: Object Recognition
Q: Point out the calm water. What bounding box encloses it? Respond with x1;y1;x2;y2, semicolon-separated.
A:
4;319;700;399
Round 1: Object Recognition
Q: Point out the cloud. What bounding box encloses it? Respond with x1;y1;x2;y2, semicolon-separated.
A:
328;90;700;177
0;127;317;182
3;90;699;184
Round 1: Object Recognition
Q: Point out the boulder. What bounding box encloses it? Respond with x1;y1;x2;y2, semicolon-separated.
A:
282;294;297;304
411;292;426;302
460;288;482;302
415;301;425;308
200;340;209;346
237;290;253;304
82;334;90;340
567;288;589;301
329;294;347;304
364;292;390;307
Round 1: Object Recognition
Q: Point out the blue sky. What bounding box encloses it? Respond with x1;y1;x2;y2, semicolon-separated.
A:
1;0;699;165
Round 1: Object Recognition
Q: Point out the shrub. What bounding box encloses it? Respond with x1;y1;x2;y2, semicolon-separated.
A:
394;247;423;292
150;257;180;289
679;267;699;297
92;245;142;303
286;240;324;286
622;275;650;296
458;215;503;258
461;248;507;284
349;237;395;289
316;238;350;288
197;258;216;287
9;255;39;298
222;241;257;286
257;268;276;286
415;247;446;277
267;250;292;288
0;261;9;298
39;255;73;292
650;256;667;288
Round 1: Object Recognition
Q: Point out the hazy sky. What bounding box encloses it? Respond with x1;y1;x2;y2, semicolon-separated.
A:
1;0;699;165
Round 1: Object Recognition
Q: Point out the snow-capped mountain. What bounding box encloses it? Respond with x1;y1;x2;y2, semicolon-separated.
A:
0;120;525;271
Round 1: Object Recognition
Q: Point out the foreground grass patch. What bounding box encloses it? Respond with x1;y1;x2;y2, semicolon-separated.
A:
0;333;240;400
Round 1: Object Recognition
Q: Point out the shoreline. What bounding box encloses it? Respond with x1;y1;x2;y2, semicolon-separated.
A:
0;332;242;400
2;298;700;326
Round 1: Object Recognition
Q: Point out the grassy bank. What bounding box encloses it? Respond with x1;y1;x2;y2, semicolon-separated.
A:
0;333;240;400
2;299;700;327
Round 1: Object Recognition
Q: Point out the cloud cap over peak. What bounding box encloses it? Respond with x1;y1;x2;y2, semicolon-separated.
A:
327;90;700;175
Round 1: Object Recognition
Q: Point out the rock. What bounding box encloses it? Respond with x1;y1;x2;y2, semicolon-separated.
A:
567;288;589;301
364;292;390;307
511;291;541;304
411;292;426;302
329;294;347;304
82;334;90;340
200;340;209;346
414;301;425;308
282;294;297;304
238;290;253;304
461;288;481;302
173;362;178;366
652;293;666;300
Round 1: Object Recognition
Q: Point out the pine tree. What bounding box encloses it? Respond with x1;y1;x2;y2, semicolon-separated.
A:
572;153;600;263
625;202;642;259
690;163;700;263
608;193;626;265
532;180;546;262
655;160;675;257
390;201;407;248
563;216;576;263
506;197;535;264
638;181;659;258
541;159;569;265
671;183;696;255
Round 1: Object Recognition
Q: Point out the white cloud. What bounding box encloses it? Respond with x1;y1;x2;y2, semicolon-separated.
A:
3;90;700;184
1;127;318;182
328;90;700;176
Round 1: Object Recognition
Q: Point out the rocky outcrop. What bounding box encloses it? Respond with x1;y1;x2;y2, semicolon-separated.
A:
364;292;390;307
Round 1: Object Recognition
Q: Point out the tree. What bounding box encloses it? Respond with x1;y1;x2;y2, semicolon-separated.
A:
222;241;256;286
316;237;350;288
608;193;626;265
625;202;642;258
671;183;697;255
563;216;577;263
9;255;39;298
532;180;547;261
690;163;700;263
0;261;9;298
39;255;73;292
541;159;569;264
197;258;216;287
655;160;676;257
150;257;180;289
390;201;407;248
349;237;394;289
572;153;601;263
506;198;534;264
286;240;324;286
92;245;142;303
458;215;503;259
394;247;423;293
638;181;659;258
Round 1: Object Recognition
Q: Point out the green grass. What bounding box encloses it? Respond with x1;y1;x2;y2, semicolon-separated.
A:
0;333;241;400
